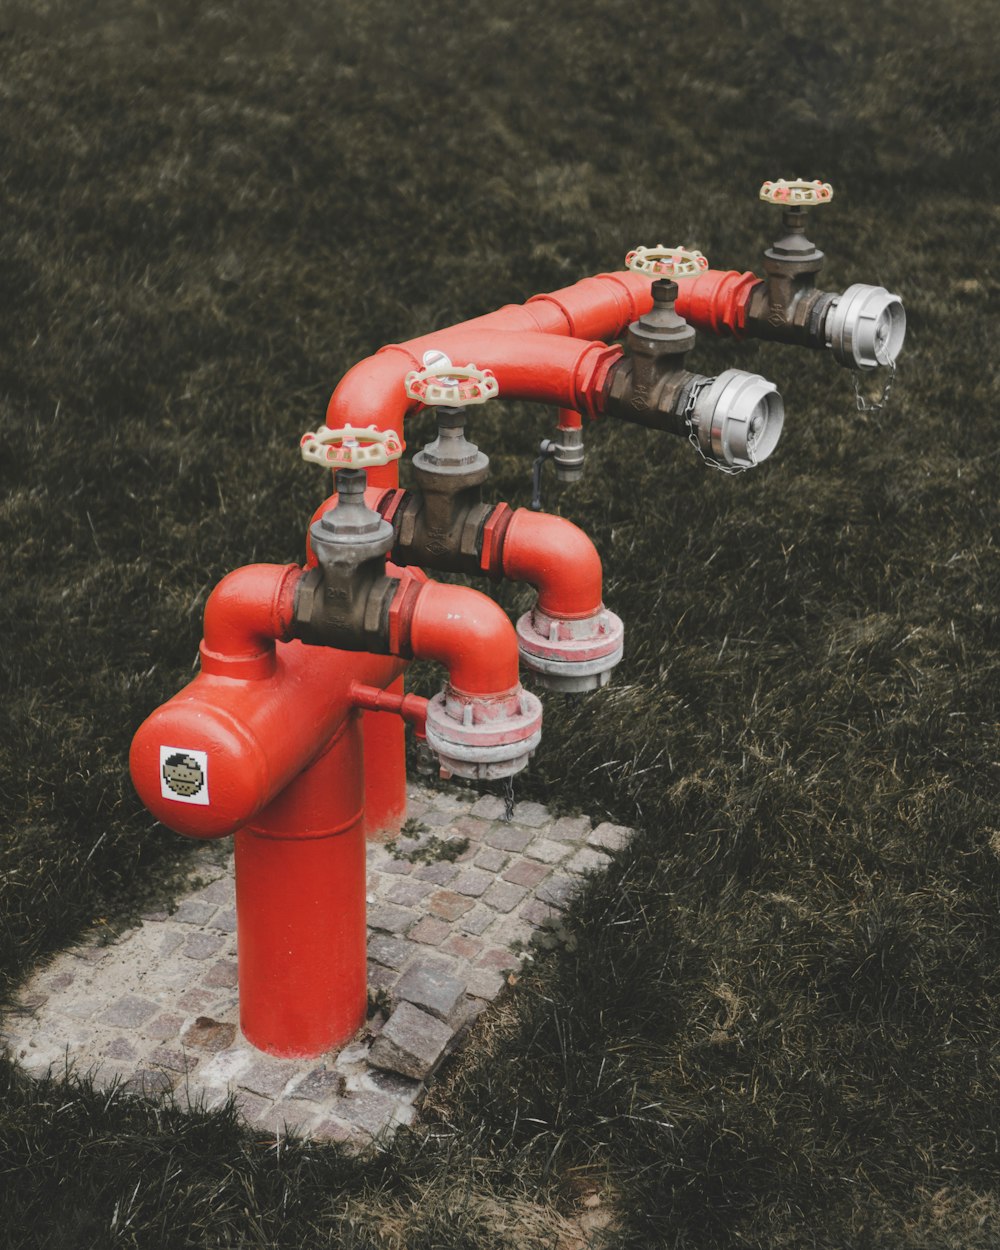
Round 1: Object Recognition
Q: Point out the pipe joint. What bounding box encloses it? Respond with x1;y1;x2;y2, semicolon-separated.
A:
424;684;543;780
516;604;624;692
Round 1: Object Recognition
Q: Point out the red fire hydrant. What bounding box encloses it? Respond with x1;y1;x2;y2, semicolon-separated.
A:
131;192;902;1059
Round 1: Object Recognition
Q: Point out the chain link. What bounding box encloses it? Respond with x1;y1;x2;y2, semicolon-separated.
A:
851;362;896;414
503;774;516;823
683;379;754;476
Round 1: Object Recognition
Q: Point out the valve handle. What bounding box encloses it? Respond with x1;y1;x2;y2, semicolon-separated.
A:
299;422;404;469
759;178;834;206
403;360;499;407
625;245;709;279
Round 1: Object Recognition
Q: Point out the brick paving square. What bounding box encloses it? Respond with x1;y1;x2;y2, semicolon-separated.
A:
458;906;494;936
290;1067;345;1102
441;934;482;961
448;815;493;842
587;822;635;853
470;794;507;820
145;1012;185;1041
520;899;561;928
99;996;160;1029
536;875;576;909
482;880;528;914
202;959;239;989
237;1057;294;1099
377;857;414;877
411;861;459;885
565;846;613;876
172;900;219;926
511;801;551;828
474;846;508;872
409;916;451;946
385;879;435;908
427;889;473;921
151;1046;198;1074
191;877;234;906
452;867;492;897
183;932;226;960
368;903;418;935
207;908;238;933
367;935;413;971
475;947;519;973
502;859;550;888
549;814;592;842
465;968;507;1001
524;837;571;864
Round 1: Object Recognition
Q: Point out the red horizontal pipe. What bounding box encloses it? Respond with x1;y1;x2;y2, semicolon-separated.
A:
200;563;301;679
350;680;428;737
671;268;759;339
500;508;603;620
403;579;520;697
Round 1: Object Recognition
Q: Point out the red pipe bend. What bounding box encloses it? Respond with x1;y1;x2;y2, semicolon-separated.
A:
402;580;520;697
200;563;301;678
499;508;603;620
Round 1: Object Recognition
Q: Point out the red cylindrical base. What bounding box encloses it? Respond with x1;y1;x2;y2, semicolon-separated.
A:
235;719;368;1057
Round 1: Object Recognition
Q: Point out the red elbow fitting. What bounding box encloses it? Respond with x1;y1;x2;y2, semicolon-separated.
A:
489;508;624;693
394;578;542;779
500;508;603;620
200;563;301;679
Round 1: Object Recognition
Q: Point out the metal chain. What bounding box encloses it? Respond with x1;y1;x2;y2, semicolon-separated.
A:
852;362;896;414
683;379;752;476
503;774;516;823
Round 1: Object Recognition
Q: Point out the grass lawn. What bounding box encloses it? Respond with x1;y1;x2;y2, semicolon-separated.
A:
1;0;999;1245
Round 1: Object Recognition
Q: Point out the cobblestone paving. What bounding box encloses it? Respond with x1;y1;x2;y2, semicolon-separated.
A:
0;786;633;1147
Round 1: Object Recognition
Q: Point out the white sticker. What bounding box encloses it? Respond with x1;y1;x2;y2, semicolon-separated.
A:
159;745;210;805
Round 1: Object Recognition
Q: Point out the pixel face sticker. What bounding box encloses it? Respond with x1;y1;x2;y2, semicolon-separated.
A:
160;746;210;805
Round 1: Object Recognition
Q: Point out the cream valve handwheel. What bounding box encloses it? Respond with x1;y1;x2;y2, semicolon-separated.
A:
759;178;834;206
404;360;499;407
299;423;404;469
625;245;709;278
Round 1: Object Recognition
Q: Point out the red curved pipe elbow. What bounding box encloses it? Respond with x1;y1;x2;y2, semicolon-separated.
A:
500;508;603;620
403;580;520;696
200;563;301;678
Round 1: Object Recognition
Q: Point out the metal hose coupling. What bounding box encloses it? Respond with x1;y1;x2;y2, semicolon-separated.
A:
824;284;906;370
516;604;624;692
424;684;543;780
686;369;785;470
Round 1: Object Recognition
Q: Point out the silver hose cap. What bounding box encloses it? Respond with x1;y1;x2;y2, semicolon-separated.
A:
826;283;906;370
691;369;784;469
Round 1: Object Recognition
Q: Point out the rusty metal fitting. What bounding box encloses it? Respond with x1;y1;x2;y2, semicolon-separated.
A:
391;406;495;573
602;278;699;433
293;467;399;653
515;605;624;692
424;684;543;780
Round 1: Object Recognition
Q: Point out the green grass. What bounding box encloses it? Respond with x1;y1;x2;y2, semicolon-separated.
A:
1;0;999;1245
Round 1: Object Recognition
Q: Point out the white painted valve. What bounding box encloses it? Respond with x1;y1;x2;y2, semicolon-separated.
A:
625;245;709;279
404;357;499;407
759;178;834;206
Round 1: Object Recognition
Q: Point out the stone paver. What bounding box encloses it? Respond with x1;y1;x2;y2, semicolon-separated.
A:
1;784;634;1149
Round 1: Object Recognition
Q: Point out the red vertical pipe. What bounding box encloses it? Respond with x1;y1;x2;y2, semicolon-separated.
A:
235;716;367;1057
361;676;408;840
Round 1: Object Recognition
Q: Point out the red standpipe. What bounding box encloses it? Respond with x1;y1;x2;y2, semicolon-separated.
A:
130;563;529;1057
